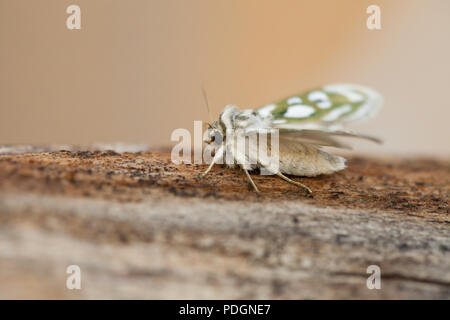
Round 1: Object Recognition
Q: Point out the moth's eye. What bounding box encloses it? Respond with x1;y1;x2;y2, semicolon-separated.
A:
213;132;223;145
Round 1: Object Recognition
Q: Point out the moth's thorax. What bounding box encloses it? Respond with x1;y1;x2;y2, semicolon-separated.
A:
219;105;272;132
203;104;273;145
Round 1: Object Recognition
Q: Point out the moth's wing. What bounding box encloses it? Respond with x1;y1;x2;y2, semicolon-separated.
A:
256;83;383;130
278;128;383;149
278;129;351;149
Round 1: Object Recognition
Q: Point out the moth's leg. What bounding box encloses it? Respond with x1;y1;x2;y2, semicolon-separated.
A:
200;145;224;178
200;159;216;178
242;167;260;193
276;172;312;194
231;143;260;193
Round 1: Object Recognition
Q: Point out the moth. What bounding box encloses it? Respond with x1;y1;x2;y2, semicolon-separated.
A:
201;83;383;193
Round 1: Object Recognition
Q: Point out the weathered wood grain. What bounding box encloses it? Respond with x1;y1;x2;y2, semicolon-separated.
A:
0;147;448;299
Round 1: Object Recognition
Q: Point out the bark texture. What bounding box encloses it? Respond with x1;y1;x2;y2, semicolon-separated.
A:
0;146;448;299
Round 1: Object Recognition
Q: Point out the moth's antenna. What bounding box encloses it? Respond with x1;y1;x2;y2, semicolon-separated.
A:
201;85;213;124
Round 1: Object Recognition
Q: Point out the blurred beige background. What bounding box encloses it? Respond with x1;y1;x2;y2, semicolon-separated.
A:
0;0;449;155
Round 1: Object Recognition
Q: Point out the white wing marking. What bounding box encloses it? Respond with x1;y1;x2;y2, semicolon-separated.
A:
308;90;332;109
322;104;352;122
323;83;382;123
287;96;302;104
323;84;364;102
284;105;315;118
257;104;276;117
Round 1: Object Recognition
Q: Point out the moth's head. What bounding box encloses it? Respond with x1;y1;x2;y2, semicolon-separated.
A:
203;120;224;146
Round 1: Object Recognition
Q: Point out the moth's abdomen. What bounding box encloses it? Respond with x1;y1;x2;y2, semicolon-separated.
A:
278;143;346;177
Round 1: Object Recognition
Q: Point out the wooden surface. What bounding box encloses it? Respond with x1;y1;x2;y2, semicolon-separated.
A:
0;147;448;299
